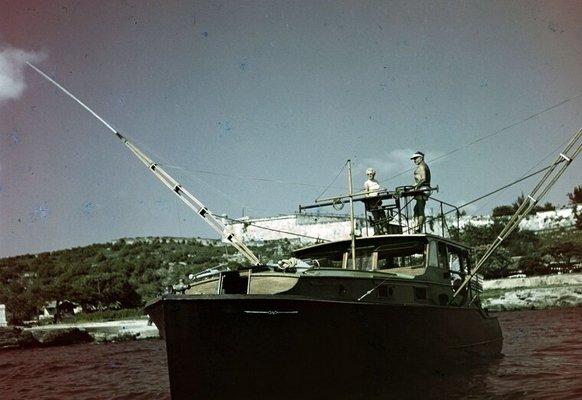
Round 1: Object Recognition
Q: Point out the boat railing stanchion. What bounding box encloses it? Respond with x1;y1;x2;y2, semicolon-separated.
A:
440;202;445;236
246;269;252;294
217;273;224;295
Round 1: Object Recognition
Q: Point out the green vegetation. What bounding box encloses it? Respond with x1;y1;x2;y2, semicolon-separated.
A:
0;237;300;324
450;223;581;279
492;194;555;217
63;308;146;323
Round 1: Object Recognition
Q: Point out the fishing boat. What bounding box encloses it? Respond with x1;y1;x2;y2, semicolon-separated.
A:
26;62;581;400
144;187;503;399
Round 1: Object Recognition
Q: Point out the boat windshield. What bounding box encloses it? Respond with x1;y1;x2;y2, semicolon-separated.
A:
300;240;427;271
374;240;426;271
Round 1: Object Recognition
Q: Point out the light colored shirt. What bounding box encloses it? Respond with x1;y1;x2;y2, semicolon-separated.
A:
364;179;380;197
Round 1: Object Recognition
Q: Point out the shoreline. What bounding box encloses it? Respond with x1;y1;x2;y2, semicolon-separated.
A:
26;317;160;342
0;318;160;350
4;274;580;349
482;273;582;311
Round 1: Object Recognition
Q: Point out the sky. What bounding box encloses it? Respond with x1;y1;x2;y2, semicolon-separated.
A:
0;0;581;258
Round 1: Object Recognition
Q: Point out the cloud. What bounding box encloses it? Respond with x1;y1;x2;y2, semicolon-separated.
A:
0;46;47;103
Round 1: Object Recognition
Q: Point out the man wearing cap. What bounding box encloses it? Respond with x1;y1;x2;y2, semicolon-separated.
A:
411;152;431;232
364;168;386;234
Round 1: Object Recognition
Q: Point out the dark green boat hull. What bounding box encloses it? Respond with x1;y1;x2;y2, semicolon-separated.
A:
146;294;502;400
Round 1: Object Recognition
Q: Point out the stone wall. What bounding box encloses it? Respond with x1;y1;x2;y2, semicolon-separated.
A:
223;213;370;244
483;273;582;290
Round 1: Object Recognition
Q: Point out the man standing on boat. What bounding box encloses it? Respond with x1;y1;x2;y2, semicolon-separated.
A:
411;152;431;233
364;168;386;234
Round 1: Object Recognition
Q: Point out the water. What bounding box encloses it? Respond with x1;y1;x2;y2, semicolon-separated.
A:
1;307;580;400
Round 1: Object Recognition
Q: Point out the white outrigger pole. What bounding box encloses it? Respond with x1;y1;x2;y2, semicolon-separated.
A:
27;62;261;266
453;127;582;299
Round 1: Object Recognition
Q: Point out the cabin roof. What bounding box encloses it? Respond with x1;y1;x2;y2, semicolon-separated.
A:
292;233;470;258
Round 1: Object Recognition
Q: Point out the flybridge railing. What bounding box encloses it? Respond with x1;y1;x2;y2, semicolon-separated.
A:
299;185;460;238
424;196;462;238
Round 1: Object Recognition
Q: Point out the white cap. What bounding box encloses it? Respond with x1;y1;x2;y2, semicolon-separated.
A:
411;151;425;159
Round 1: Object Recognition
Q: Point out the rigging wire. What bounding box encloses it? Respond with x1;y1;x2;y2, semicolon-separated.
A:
468;135;576;215
114;131;344;191
379;91;582;184
166;165;334;189
176;169;262;216
434;161;565;219
220;215;332;242
315;160;348;201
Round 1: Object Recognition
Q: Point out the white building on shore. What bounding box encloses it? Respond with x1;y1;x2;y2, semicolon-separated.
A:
0;304;7;327
222;213;369;245
223;206;579;244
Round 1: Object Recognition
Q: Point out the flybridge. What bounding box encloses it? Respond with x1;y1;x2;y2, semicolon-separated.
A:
26;62;261;266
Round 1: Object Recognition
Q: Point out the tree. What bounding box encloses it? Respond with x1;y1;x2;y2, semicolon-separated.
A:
568;185;582;204
492;205;514;217
574;207;582;230
492;194;555;217
539;230;582;272
517;255;549;276
2;279;44;324
74;272;141;310
474;245;512;279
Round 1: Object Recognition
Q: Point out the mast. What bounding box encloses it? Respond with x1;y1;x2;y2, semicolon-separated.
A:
27;62;261;266
347;160;357;269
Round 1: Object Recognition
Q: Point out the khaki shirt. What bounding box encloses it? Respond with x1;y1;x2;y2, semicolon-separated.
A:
414;161;431;188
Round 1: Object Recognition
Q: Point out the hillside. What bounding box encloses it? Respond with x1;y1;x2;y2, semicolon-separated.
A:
1;223;580;325
0;237;298;324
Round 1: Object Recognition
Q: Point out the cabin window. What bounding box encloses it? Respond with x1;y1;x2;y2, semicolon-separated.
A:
414;287;427;301
377;285;394;298
438;293;449;305
344;250;378;270
376;241;426;270
437;242;448;269
447;246;469;286
308;258;343;269
428;241;439;267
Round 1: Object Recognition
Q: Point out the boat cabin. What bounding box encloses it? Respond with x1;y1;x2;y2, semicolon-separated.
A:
294;234;469;276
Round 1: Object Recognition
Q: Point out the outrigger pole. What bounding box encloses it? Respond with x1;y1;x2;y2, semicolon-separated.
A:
26;62;261;266
453;127;582;299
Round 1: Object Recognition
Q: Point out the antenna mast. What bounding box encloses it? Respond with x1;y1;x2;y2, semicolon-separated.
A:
347;160;357;269
27;62;260;266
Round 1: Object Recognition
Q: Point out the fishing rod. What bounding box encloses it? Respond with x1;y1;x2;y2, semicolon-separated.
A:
26;62;261;266
452;127;582;299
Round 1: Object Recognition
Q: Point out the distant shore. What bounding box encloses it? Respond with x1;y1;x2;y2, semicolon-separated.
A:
4;274;580;350
482;273;582;311
0;318;160;350
26;317;160;342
